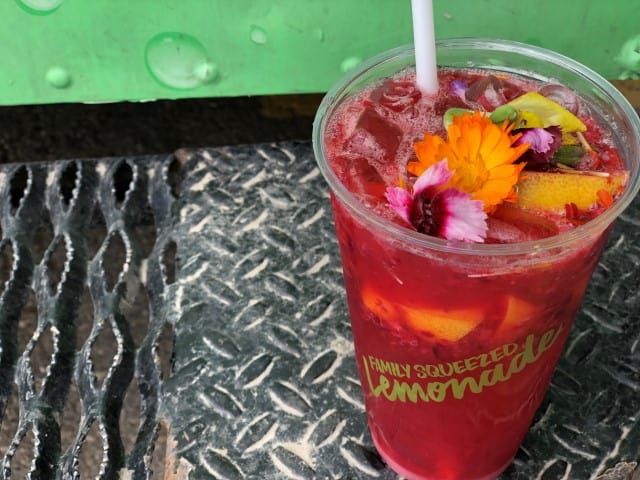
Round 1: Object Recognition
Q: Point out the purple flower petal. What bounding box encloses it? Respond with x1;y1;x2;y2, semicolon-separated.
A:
517;126;563;167
451;80;468;101
432;188;488;242
412;159;453;198
516;128;554;153
385;160;486;242
385;186;413;225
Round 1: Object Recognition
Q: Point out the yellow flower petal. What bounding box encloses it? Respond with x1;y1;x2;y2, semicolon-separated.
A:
409;112;528;212
488;163;526;181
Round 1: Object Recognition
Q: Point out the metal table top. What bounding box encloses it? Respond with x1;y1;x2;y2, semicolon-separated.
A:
0;141;638;479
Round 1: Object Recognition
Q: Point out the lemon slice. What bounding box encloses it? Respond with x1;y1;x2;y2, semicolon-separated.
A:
516;171;628;212
496;295;537;334
361;284;483;341
403;305;484;342
361;284;399;320
507;92;586;132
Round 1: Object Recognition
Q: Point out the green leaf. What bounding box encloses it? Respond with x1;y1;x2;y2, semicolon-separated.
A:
443;108;473;129
553;144;585;166
489;105;518;124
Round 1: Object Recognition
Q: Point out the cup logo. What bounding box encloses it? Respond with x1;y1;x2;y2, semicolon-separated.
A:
362;325;563;403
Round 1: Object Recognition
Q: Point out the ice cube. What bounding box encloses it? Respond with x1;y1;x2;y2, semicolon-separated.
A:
465;75;508;110
339;155;387;200
348;108;402;159
538;84;580;115
343;108;403;184
370;78;422;113
433;95;470;117
487;204;560;243
485;217;531;244
465;75;526;110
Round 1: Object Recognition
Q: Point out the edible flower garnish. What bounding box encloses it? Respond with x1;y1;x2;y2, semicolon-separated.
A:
516;127;557;153
515;126;563;167
409;112;529;212
451;80;468;101
386;159;487;242
385;82;607;243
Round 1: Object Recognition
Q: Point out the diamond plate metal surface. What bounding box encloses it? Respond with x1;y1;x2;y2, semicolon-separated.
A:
0;141;638;480
0;156;177;479
163;142;640;479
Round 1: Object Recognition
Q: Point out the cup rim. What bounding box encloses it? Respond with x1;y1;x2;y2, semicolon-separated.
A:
312;38;640;256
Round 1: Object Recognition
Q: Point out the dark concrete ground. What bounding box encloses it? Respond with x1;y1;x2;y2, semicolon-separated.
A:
0;94;319;478
0;95;321;163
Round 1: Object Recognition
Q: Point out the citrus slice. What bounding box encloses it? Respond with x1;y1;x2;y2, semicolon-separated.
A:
403;304;484;342
506;92;586;132
361;283;399;321
360;283;483;341
516;171;628;213
496;295;537;334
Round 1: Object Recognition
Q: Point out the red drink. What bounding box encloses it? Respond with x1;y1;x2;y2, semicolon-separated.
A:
313;40;640;480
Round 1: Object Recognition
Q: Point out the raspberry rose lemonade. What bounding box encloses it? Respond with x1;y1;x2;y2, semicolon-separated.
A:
313;40;640;480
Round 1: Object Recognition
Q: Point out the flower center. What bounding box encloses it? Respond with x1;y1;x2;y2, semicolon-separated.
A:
454;156;489;195
417;195;434;234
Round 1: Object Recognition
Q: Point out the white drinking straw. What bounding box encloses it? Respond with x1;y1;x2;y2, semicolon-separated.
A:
411;0;439;94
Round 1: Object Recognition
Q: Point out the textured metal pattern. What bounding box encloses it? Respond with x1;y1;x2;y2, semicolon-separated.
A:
0;142;638;479
164;142;640;479
0;155;177;479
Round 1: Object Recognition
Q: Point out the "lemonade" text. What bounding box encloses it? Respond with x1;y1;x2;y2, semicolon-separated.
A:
363;325;563;403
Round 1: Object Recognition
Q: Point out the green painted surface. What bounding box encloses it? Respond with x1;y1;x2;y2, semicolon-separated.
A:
1;0;639;105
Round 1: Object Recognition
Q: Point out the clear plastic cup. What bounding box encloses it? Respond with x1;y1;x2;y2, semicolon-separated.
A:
312;39;640;480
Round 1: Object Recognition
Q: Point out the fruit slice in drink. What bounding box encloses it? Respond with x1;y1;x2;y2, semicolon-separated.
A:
361;284;483;341
496;295;537;335
516;170;628;212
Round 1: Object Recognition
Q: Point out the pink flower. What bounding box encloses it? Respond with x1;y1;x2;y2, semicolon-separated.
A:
517;127;555;153
515;126;563;168
385;159;488;243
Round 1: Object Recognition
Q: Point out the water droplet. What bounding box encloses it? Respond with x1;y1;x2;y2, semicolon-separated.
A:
193;61;219;83
145;32;217;89
15;0;63;14
340;56;363;73
46;66;72;89
250;26;268;45
314;28;325;42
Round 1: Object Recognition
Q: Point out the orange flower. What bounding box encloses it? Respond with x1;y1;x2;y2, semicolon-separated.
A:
408;111;529;212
